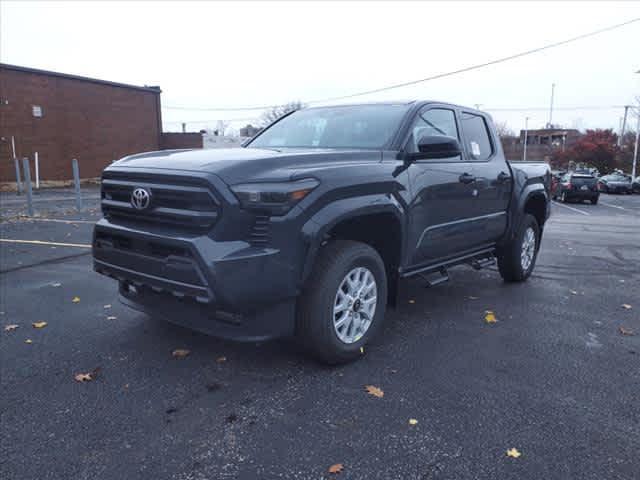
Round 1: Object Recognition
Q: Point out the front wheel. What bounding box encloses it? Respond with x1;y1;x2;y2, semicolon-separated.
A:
296;240;387;364
497;214;540;283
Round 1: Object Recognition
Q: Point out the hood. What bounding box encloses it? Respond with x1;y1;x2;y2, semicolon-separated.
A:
109;147;382;185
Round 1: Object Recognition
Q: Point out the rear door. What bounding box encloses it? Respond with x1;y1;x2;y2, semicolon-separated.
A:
459;111;510;244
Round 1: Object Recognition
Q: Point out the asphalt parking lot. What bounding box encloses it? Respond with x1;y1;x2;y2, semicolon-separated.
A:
1;192;638;480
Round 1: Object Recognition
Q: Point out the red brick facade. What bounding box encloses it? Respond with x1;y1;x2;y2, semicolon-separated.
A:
161;132;203;150
0;64;164;182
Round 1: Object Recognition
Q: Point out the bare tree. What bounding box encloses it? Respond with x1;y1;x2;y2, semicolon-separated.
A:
260;101;305;127
214;120;230;136
494;120;515;138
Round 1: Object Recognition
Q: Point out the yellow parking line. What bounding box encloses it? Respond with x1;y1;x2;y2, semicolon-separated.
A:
0;239;92;248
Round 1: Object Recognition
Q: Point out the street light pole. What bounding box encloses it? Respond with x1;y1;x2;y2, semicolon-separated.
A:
619;105;629;146
632;109;639;180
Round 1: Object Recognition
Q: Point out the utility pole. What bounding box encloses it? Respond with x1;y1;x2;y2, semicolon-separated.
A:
548;83;555;128
523;117;529;161
619;105;629;146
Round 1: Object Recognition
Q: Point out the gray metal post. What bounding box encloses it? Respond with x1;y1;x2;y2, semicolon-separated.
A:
72;158;83;211
14;157;23;195
22;157;34;216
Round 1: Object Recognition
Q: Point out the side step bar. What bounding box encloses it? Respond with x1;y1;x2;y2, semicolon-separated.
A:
419;268;450;288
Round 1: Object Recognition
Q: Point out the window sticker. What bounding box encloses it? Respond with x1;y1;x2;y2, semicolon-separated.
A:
470;141;481;157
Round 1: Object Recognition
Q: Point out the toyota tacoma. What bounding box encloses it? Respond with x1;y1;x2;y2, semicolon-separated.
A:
93;101;550;363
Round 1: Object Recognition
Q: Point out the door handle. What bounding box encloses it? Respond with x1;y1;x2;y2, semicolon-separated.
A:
497;171;510;182
459;173;476;184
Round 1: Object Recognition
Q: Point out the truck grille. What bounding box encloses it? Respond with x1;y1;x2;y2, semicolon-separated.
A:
101;173;219;231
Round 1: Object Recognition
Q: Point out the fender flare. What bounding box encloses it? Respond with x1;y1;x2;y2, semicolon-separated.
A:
503;184;549;245
299;194;406;284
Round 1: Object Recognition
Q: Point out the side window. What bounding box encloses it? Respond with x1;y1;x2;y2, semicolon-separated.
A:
461;113;493;161
407;108;459;156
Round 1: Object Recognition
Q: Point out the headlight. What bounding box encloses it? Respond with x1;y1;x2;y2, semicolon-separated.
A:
230;178;319;215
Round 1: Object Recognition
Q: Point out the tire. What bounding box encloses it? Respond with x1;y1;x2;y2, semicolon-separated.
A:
296;240;388;364
497;214;540;283
591;196;598;205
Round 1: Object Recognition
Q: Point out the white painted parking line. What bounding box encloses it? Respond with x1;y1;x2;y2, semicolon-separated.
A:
20;218;97;224
552;201;591;216
0;239;91;248
599;201;626;211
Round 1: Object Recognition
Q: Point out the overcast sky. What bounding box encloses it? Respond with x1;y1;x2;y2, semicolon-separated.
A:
2;1;639;134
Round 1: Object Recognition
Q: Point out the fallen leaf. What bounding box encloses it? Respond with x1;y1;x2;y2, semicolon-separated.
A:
74;372;93;382
408;299;415;304
359;346;364;354
216;356;227;363
619;326;635;336
365;385;384;398
32;321;47;329
172;349;191;358
409;418;418;425
106;316;117;320
4;324;19;332
25;339;33;344
328;463;344;474
51;282;61;287
570;290;578;295
72;296;80;303
506;448;522;458
103;304;112;309
622;304;632;310
485;310;497;323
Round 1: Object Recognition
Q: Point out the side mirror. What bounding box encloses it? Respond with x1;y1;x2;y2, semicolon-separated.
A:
413;135;462;160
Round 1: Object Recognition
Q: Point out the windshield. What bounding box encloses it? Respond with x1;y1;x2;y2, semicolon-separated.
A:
247;104;410;149
605;174;629;181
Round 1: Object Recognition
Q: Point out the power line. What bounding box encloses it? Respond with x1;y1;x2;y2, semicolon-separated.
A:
162;17;640;112
485;105;627;112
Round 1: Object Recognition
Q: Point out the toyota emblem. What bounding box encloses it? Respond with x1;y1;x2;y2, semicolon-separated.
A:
131;187;151;210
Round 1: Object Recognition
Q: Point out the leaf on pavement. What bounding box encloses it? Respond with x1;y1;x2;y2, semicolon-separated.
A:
32;321;47;329
485;310;497;323
216;356;227;363
468;296;479;300
506;448;522;458
72;296;80;303
360;346;364;354
365;385;384;398
24;339;33;344
570;290;578;295
51;282;62;287
74;372;94;382
622;304;632;310
619;326;635;336
107;316;117;320
172;349;191;358
409;418;418;425
328;463;344;474
4;324;19;332
103;304;112;309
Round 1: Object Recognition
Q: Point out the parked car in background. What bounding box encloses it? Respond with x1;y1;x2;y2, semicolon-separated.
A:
633;176;640;194
551;172;599;204
597;173;633;194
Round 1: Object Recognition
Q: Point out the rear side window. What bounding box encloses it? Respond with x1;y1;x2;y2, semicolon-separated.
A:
461;113;493;160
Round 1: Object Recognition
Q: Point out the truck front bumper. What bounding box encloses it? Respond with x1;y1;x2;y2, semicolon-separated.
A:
92;219;298;341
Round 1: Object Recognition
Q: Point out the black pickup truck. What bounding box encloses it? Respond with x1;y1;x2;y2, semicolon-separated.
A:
93;101;550;363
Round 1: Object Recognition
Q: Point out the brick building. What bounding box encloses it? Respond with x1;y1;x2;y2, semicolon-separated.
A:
501;127;582;161
0;63;202;183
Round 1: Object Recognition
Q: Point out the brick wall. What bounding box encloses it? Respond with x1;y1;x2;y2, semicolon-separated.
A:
0;64;162;182
161;132;203;150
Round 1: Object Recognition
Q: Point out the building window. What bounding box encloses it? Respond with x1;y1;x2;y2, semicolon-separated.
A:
32;105;43;118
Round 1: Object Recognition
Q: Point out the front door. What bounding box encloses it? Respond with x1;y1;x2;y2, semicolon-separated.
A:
405;106;483;266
